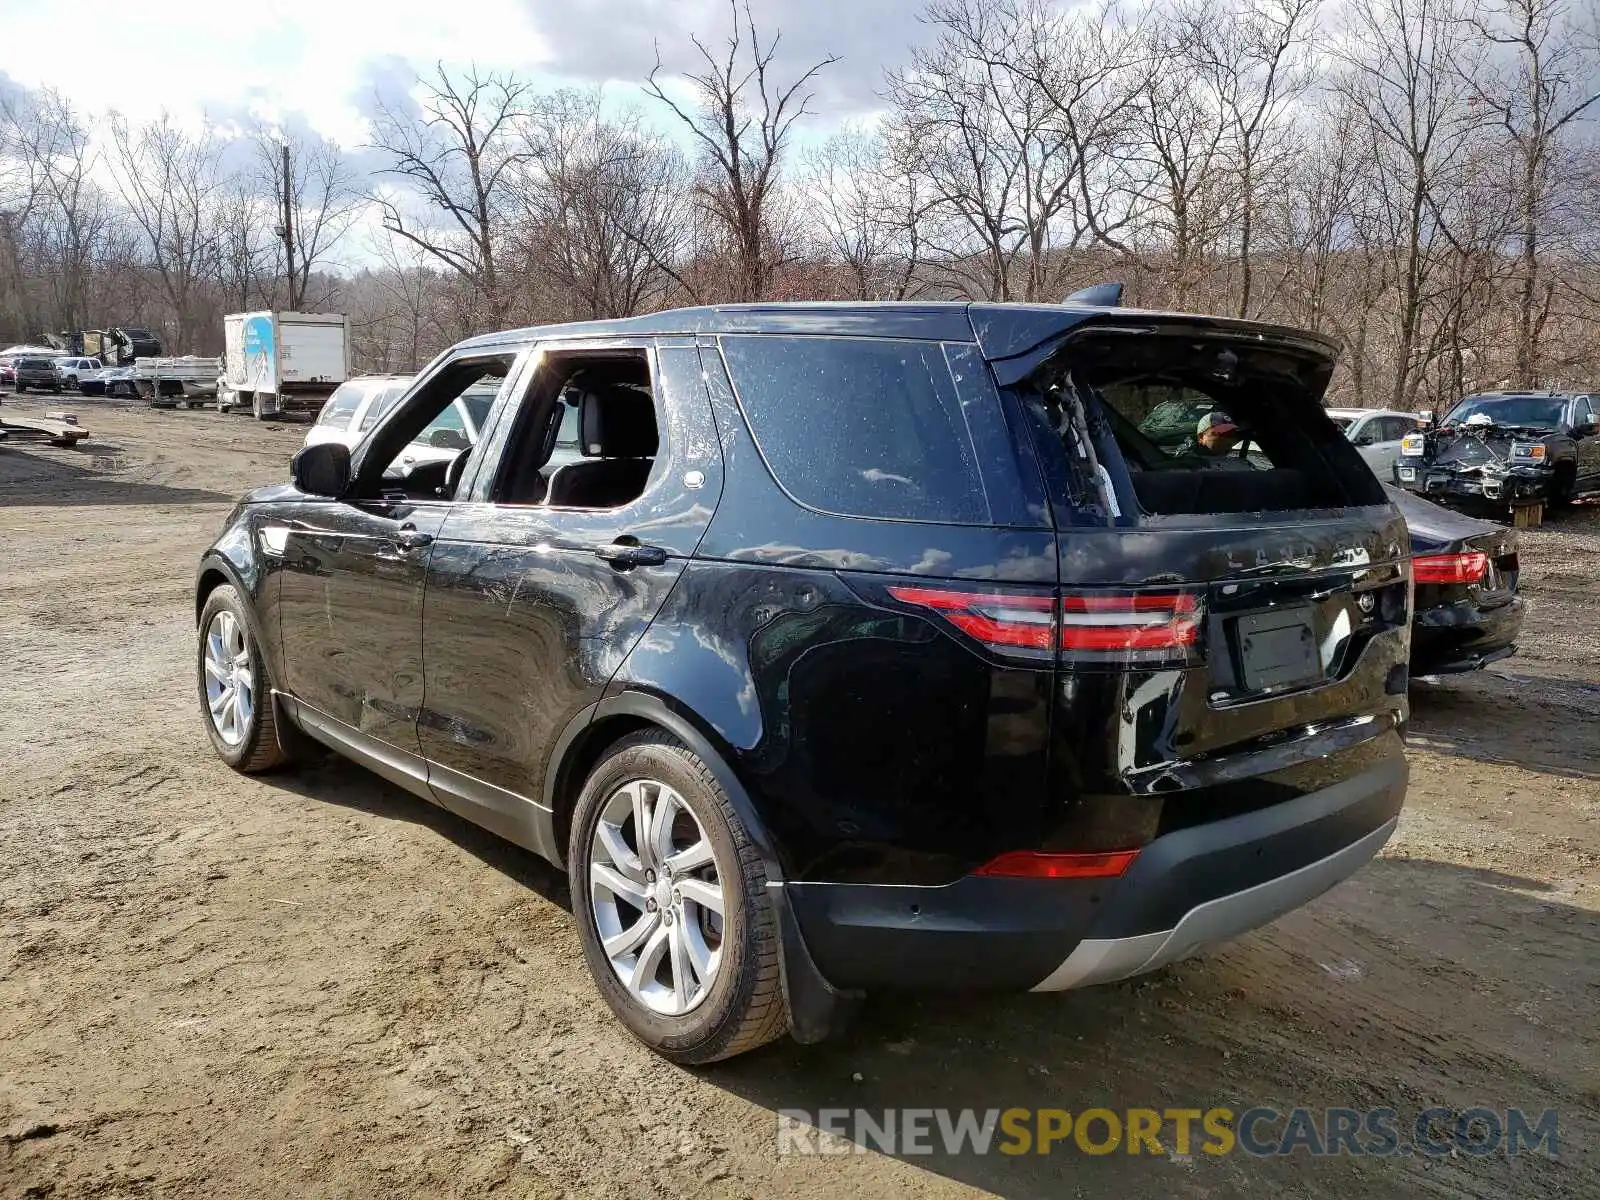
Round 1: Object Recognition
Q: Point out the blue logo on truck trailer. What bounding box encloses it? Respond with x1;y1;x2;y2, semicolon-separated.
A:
242;315;274;387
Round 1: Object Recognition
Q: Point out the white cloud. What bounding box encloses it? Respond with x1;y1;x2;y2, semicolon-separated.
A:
0;0;554;145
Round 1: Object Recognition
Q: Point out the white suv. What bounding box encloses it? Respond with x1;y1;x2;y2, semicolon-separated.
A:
53;357;102;387
1326;408;1427;478
303;376;415;451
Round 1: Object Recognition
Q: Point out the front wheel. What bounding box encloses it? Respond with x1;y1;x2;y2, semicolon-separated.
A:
569;731;788;1064
197;584;295;772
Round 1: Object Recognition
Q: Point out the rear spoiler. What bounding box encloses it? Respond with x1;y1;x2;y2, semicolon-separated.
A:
968;304;1342;386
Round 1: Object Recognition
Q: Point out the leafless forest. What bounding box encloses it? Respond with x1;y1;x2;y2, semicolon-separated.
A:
4;0;1600;410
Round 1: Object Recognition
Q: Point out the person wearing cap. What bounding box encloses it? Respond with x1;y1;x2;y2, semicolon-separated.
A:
1196;410;1243;454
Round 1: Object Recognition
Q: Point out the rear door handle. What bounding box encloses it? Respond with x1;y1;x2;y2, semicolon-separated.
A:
593;541;668;568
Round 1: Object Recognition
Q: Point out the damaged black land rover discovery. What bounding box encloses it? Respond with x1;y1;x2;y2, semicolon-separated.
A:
195;301;1411;1063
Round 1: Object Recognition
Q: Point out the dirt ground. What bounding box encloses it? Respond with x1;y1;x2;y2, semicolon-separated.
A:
2;395;1597;1199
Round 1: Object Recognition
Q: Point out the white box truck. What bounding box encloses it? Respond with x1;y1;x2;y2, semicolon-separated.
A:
218;311;349;420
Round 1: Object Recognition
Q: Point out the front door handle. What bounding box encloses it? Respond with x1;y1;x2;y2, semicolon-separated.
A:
395;528;434;551
593;541;667;568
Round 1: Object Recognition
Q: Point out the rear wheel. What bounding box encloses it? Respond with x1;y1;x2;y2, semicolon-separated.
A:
569;731;787;1064
197;584;294;773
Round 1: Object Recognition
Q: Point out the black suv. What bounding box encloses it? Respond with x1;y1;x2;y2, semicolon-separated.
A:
196;303;1411;1063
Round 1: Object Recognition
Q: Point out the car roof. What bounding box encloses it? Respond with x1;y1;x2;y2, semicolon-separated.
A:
454;301;1342;365
1326;407;1415;419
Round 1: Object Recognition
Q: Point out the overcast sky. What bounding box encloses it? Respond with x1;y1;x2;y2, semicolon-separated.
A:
0;0;912;145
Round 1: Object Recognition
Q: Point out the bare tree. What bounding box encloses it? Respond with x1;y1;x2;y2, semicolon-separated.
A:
107;113;228;349
803;127;925;300
644;0;838;302
369;62;535;327
254;127;363;310
1337;0;1485;408
1175;0;1319;317
513;91;694;320
1463;0;1600;385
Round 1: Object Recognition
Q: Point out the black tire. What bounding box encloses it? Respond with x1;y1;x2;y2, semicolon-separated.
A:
15;383;24;393
1550;463;1578;508
568;730;788;1064
197;584;295;773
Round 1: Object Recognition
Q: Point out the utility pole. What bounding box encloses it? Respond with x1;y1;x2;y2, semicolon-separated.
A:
280;141;297;310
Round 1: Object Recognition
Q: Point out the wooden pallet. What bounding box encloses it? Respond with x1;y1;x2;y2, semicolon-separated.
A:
0;409;89;446
1510;502;1544;529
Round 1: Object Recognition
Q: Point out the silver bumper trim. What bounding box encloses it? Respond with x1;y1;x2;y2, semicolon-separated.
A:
1030;816;1398;991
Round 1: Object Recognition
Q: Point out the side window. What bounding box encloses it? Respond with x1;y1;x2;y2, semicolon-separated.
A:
357;355;516;501
494;350;660;510
357;384;407;432
719;335;988;524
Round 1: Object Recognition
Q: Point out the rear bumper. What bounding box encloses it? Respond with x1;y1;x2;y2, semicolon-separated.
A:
785;754;1405;992
1412;595;1524;675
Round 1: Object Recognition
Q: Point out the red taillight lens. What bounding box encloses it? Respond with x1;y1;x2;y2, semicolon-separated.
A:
973;849;1140;879
1412;551;1489;585
1059;591;1201;653
886;585;1202;661
885;585;1056;651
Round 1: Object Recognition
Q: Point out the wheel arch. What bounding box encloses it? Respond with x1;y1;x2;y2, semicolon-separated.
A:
544;689;784;881
546;688;861;1044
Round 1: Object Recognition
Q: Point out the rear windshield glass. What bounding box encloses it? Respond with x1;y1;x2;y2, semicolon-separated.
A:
1442;395;1565;429
316;382;366;426
1018;333;1385;519
19;358;54;370
719;335;988;524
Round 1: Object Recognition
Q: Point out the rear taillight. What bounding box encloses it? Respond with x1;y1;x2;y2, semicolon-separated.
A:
885;585;1202;664
973;849;1139;879
1059;591;1200;656
885;586;1056;652
1412;551;1488;585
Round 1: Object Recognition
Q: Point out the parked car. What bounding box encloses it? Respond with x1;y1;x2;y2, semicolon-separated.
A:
1326;408;1427;478
196;301;1411;1063
1388;485;1523;675
1394;390;1600;511
12;356;64;393
0;359;13;389
302;375;415;450
53;357;102;387
78;365;138;398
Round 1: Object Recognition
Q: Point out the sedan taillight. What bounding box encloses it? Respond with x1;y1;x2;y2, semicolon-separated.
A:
1412;551;1489;585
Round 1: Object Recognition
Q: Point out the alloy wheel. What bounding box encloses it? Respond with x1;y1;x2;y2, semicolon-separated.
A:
588;778;725;1016
203;609;254;746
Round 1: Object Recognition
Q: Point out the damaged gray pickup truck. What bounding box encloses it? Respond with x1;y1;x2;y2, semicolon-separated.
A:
1394;391;1600;515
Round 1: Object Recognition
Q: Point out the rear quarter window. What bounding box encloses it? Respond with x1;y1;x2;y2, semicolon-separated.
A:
718;335;990;524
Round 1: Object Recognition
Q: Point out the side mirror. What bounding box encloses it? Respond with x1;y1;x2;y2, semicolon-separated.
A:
291;441;351;498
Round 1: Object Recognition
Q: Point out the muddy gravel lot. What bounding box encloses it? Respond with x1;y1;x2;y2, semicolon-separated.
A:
2;396;1597;1199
